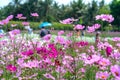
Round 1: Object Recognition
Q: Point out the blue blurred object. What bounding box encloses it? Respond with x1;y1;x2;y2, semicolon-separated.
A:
0;29;4;34
39;22;52;28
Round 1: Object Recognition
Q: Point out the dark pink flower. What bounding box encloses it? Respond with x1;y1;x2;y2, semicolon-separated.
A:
106;46;112;56
6;64;17;72
22;49;34;56
75;41;88;47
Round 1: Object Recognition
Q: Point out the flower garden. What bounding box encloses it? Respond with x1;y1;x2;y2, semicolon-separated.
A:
0;13;120;80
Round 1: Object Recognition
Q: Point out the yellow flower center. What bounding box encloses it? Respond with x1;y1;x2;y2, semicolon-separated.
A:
101;75;107;79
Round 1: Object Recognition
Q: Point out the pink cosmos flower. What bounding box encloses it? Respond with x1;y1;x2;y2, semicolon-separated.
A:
9;29;21;39
6;64;17;72
111;52;120;60
111;65;120;78
96;71;110;80
87;26;95;33
43;73;55;80
23;60;39;68
55;36;65;44
79;68;86;73
16;14;23;19
0;19;9;25
6;15;14;20
74;24;85;30
43;34;52;41
116;43;120;48
31;13;39;17
112;37;120;42
0;34;4;38
93;24;101;29
66;32;73;37
58;30;64;36
60;18;76;24
9;29;20;35
98;58;111;67
82;54;101;65
22;22;29;26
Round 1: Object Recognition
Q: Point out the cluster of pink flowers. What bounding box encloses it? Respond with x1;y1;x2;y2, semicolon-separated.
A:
0;14;120;80
96;14;114;23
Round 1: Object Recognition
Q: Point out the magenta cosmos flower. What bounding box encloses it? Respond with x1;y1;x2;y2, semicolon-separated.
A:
6;64;17;72
105;46;112;57
111;65;120;78
96;71;110;80
22;49;34;56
